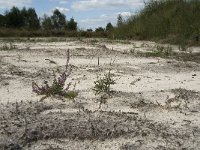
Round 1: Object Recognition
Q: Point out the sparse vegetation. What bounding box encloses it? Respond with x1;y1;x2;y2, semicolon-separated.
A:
130;43;137;54
179;42;188;52
93;71;115;95
135;44;174;58
0;43;16;50
32;49;78;100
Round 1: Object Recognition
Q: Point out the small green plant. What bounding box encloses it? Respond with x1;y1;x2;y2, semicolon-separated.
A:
32;49;78;100
65;91;78;99
93;71;115;95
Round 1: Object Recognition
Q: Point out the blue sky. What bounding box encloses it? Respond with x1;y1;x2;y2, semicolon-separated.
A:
0;0;146;29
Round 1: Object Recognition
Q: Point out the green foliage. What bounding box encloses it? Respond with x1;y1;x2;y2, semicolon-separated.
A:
64;91;78;99
0;7;78;33
33;79;77;100
93;71;115;95
32;50;78;100
5;7;24;28
3;7;40;29
26;8;40;29
86;28;93;32
106;22;113;32
66;17;77;31
95;27;105;32
113;0;200;45
51;9;67;30
117;14;123;27
41;9;67;31
137;44;173;58
41;14;53;30
0;14;6;27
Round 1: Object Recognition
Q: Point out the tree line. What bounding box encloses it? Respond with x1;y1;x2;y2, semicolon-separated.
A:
0;7;78;31
0;6;116;33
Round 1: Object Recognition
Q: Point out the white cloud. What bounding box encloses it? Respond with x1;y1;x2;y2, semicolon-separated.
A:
119;11;133;17
55;7;70;13
0;0;31;9
71;0;144;11
49;0;68;4
79;11;135;29
80;14;113;29
80;16;112;29
59;1;68;4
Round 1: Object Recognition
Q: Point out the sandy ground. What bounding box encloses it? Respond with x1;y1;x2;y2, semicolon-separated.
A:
0;38;200;150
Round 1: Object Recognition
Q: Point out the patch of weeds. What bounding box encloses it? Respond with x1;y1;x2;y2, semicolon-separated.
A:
47;37;67;42
179;42;188;51
120;142;140;150
130;48;135;54
116;40;131;44
93;71;116;95
32;49;78;101
130;43;136;54
140;42;146;47
137;44;174;58
65;91;78;99
156;45;173;56
171;88;199;100
90;39;99;45
105;39;131;44
176;52;200;63
0;43;16;51
99;44;108;50
140;42;152;48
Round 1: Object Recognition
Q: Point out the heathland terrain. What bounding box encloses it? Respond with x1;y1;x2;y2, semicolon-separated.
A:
0;38;200;149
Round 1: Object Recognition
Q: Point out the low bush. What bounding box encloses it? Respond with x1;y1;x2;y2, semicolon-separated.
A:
32;49;78;100
93;71;115;95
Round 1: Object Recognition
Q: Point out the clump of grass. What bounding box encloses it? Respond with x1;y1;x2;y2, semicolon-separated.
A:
156;45;173;56
93;71;115;95
179;42;188;52
0;43;16;50
130;48;135;54
130;43;136;54
90;39;99;44
145;45;173;57
32;49;78;100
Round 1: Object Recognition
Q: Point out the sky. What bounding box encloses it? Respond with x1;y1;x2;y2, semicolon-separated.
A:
0;0;146;30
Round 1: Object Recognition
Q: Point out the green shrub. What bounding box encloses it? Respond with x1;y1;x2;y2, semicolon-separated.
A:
93;71;115;95
32;50;78;100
